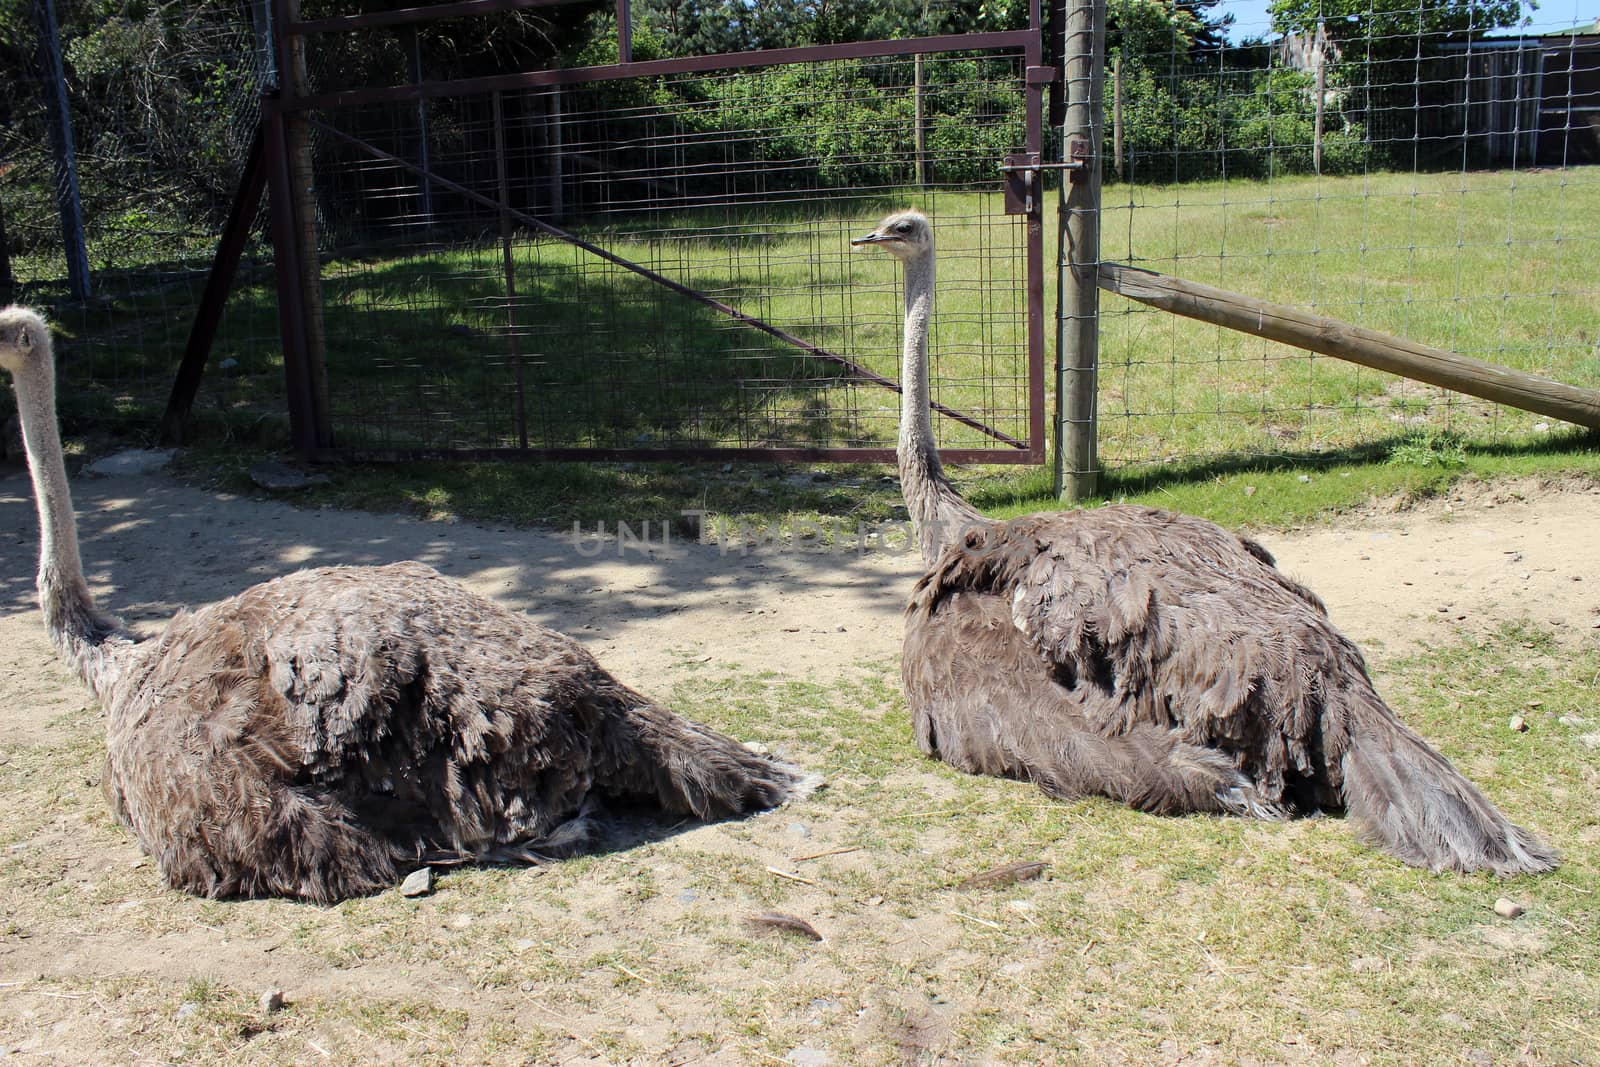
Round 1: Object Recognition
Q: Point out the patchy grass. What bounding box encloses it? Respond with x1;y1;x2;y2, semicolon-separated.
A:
170;448;911;534
23;167;1598;482
979;426;1600;530
1;626;1595;1064
170;423;1600;536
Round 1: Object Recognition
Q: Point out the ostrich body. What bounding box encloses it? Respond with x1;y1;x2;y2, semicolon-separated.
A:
853;212;1555;875
1;306;813;902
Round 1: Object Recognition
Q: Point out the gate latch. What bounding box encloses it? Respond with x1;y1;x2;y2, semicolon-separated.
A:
1001;148;1094;213
1001;153;1041;216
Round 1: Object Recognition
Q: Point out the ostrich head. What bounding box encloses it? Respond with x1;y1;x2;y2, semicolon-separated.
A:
0;306;49;376
851;210;933;261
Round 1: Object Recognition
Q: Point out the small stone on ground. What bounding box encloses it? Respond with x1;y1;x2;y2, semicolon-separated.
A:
86;449;175;476
259;989;284;1013
249;460;331;492
400;867;433;898
1493;897;1525;919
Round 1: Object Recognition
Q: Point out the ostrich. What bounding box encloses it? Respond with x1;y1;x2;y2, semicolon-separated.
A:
0;305;815;902
852;211;1555;875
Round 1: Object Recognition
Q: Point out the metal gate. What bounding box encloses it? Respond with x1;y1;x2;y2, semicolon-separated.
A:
258;0;1050;464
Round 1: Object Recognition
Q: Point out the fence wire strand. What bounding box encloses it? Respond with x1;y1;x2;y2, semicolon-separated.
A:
1098;0;1599;475
4;2;1596;476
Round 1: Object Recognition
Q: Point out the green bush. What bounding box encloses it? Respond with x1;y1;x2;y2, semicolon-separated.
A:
1118;60;1371;182
682;57;1024;189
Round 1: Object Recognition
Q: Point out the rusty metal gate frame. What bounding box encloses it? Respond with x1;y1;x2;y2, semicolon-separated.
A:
262;0;1051;465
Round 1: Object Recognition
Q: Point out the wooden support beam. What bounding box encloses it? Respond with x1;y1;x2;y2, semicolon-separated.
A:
159;121;268;445
1098;262;1600;432
1055;0;1106;501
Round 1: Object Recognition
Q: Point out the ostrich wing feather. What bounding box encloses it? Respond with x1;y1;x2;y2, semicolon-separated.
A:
911;507;1372;812
100;562;804;901
906;505;1557;873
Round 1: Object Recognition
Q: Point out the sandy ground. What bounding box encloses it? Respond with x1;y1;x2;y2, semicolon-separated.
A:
5;466;1597;711
0;461;1597;1063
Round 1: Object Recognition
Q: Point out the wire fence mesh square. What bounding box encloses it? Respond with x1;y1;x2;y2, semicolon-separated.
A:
1096;0;1600;476
298;46;1039;457
4;2;1597;481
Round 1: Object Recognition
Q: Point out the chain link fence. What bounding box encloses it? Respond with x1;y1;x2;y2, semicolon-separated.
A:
0;0;276;438
1095;0;1600;476
295;44;1040;458
6;1;1598;478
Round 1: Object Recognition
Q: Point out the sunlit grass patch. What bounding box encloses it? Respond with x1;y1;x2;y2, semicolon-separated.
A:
1;596;1594;1063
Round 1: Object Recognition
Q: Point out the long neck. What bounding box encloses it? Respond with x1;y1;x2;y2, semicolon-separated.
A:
13;353;126;696
896;249;984;567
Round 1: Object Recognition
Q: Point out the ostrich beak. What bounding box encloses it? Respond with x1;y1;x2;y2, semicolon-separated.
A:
850;230;893;247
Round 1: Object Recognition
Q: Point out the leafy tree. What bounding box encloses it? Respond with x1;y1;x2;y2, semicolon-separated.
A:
632;0;1044;57
1269;0;1531;59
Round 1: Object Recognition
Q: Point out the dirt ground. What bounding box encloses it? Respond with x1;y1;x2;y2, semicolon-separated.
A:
1;461;1598;1064
5;466;1596;734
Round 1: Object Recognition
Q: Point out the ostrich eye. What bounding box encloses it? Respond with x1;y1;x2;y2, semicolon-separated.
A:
896;221;913;233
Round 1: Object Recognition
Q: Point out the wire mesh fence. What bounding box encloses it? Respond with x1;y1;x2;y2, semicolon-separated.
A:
0;0;278;437
1095;0;1600;476
6;1;1598;481
292;39;1044;459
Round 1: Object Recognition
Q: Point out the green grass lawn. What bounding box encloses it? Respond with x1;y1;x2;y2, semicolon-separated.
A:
1096;168;1600;470
17;166;1599;522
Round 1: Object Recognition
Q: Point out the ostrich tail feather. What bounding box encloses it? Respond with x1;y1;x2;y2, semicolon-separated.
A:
1341;697;1557;876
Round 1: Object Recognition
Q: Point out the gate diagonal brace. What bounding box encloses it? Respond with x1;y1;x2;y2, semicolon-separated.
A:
304;117;1027;451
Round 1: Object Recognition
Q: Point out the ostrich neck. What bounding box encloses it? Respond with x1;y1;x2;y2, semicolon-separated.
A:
13;355;126;697
897;251;984;567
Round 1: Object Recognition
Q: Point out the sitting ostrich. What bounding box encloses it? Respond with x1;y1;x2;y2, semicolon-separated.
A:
852;211;1554;875
1;305;815;902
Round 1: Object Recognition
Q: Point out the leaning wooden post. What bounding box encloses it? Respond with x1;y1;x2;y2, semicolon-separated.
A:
1054;0;1105;500
1098;262;1600;431
273;0;333;450
159;122;270;445
32;0;90;302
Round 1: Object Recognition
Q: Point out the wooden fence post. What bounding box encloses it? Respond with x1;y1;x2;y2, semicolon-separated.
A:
1055;0;1105;501
274;0;332;449
1112;54;1123;181
1314;56;1326;175
914;53;927;187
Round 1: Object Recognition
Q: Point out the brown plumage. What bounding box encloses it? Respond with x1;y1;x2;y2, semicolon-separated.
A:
743;912;824;941
2;305;816;903
854;211;1556;876
955;860;1049;889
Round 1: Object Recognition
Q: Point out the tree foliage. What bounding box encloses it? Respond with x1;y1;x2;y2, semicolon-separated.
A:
631;0;1035;56
0;0;1407;280
0;0;599;266
1269;0;1531;59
